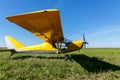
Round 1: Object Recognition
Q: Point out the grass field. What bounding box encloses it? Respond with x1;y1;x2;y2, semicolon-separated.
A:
0;48;120;80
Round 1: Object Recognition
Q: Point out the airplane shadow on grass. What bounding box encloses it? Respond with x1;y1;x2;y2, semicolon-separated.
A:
11;53;120;73
11;55;64;60
71;54;120;73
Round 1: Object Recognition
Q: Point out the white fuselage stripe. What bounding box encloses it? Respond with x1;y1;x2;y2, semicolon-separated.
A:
15;50;58;54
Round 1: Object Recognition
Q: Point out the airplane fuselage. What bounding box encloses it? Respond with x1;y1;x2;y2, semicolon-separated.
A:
15;40;84;53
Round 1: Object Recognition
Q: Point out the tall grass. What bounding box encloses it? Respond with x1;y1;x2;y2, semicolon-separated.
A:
0;48;120;80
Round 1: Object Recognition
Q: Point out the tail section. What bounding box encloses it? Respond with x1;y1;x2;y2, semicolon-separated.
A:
4;36;25;50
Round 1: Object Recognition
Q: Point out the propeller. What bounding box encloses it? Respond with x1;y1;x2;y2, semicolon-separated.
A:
83;34;88;48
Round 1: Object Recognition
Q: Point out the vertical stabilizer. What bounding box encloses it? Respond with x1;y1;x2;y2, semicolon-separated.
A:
4;36;25;49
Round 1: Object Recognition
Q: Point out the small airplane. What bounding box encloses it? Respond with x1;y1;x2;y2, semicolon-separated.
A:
5;9;88;60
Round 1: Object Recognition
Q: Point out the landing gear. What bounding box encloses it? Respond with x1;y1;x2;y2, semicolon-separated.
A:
9;50;16;59
64;54;72;61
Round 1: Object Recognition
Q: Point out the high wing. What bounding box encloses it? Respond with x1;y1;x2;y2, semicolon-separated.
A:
6;9;64;43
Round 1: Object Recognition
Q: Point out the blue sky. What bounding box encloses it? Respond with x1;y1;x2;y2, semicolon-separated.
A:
0;0;120;48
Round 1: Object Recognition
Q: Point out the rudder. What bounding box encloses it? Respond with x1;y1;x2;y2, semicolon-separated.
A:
4;36;25;49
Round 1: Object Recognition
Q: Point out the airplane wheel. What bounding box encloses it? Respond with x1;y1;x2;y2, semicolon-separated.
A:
64;54;71;61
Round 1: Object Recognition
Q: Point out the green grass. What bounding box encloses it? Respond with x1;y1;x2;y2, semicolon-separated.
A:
0;48;120;80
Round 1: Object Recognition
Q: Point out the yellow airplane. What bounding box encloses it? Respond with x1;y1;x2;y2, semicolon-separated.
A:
5;9;88;60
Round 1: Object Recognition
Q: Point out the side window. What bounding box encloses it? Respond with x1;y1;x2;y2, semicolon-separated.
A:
52;43;67;49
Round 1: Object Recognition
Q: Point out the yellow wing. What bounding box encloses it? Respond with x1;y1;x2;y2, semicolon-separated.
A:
6;9;64;43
